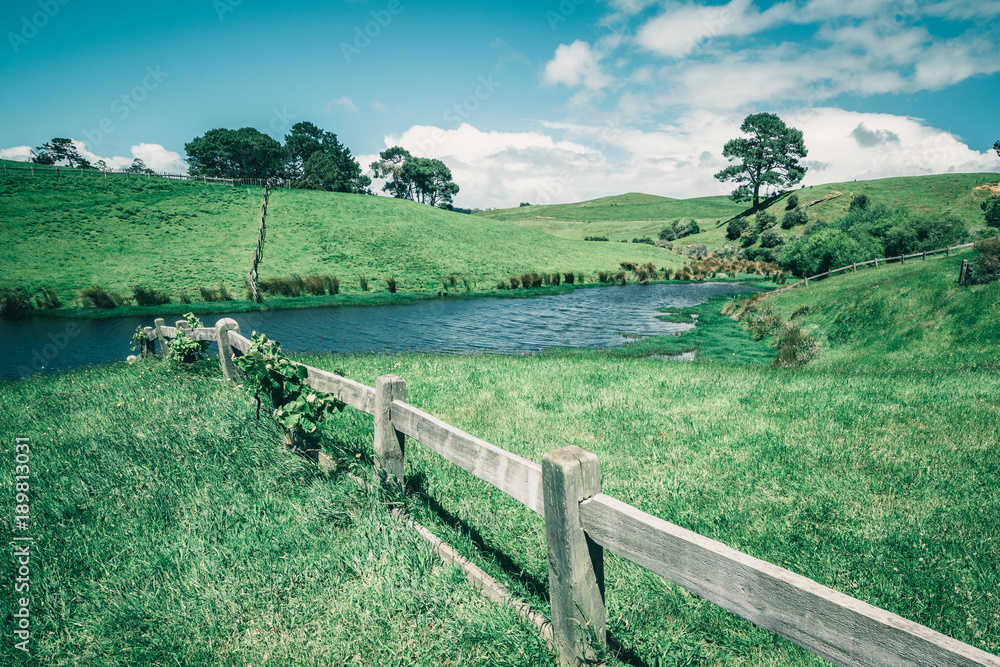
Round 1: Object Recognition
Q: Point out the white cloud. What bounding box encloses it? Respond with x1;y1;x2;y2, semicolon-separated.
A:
326;96;358;113
542;40;612;90
0;146;33;161
635;0;792;58
0;140;187;173
365;113;998;208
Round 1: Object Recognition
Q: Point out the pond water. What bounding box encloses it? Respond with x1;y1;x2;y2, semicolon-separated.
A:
0;282;755;381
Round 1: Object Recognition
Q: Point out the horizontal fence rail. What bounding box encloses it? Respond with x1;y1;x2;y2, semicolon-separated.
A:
139;318;1000;667
771;239;995;294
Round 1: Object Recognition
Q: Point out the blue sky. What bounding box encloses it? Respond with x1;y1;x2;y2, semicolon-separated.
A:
2;0;999;207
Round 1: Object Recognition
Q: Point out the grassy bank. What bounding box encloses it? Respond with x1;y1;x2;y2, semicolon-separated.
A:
0;164;679;309
0;360;554;666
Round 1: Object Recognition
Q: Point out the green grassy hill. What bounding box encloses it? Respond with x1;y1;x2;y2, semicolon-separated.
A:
767;245;1000;371
678;172;1000;252
480;174;1000;253
476;191;745;242
0;163;681;305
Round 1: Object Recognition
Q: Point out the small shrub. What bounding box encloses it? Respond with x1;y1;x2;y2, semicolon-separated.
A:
759;228;784;248
358;276;370;292
739;228;758;248
199;286;219;301
781;207;809;229
563;272;575;284
79;285;123;309
785;194;799;210
755;210;777;232
496;280;508;290
166;313;211;364
34;286;62;309
614;271;627;285
684;244;708;258
983;196;1000;228
620;262;638;271
773;321;819;367
585;236;609;241
130;285;172;307
462;276;471;291
631;237;655;245
576;272;585;284
597;270;610;283
726;218;749;240
970;238;1000;284
384;276;397;293
508;276;521;289
303;275;326;295
179;290;191;304
849;193;869;211
218;283;234;301
328;276;340;294
658;227;677;241
549;272;561;286
0;287;32;318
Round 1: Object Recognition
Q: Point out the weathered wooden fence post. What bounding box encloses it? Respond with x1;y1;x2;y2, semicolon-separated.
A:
946;247;951;257
153;318;169;360
959;260;969;285
175;319;191;336
141;326;155;358
214;318;241;380
374;375;407;488
922;250;927;261
542;446;606;666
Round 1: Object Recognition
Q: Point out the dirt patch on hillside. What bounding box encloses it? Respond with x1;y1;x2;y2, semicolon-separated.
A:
974;181;1000;195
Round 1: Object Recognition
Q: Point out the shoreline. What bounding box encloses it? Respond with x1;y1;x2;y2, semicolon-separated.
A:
16;278;776;321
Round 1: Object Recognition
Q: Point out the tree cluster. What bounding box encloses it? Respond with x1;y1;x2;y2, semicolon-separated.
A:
370;147;459;208
184;122;371;194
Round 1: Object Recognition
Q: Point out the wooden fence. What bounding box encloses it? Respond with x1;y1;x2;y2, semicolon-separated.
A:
0;162;278;189
138;317;1000;667
771;240;988;294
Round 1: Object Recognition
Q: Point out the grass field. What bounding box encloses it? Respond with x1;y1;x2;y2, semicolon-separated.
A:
0;163;680;307
481;173;1000;254
3;249;998;665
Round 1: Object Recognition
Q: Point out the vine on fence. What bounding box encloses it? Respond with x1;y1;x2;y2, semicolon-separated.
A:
235;333;345;440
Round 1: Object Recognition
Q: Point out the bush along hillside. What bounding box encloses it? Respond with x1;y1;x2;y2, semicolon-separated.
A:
725;239;1000;372
667;172;1000;264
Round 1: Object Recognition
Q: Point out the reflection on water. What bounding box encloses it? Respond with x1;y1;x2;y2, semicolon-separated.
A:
0;282;754;380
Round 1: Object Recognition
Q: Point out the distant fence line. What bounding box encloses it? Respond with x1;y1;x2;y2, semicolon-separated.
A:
133;317;1000;667
770;238;998;295
0;162;279;189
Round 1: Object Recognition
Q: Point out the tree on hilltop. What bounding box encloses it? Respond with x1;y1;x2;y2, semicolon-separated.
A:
31;138;91;169
285;121;370;193
185;127;286;180
714;113;807;209
370;147;460;208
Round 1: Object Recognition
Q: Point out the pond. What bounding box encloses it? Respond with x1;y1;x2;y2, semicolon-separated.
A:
0;282;756;381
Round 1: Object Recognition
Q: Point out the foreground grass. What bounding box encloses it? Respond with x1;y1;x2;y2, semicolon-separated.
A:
3;253;998;665
0;166;678;307
0;361;554;666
